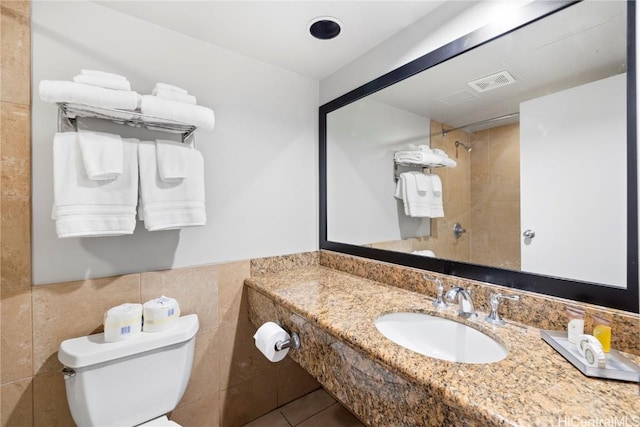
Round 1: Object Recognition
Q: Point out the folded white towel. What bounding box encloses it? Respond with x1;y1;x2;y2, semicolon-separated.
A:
151;89;197;105
153;83;188;94
80;69;128;82
39;80;139;110
52;133;139;238
394;150;457;168
77;130;123;180
155;139;191;182
394;172;444;218
73;74;132;91
138;140;206;231
396;151;455;167
140;95;215;130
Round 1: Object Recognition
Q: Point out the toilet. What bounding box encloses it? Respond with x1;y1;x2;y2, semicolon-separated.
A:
58;314;199;427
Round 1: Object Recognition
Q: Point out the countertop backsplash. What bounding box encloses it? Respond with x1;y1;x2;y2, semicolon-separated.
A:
319;250;640;356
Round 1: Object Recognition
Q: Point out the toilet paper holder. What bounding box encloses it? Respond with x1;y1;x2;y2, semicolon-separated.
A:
275;332;301;351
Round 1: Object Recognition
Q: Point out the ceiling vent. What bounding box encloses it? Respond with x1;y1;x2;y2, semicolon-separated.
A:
468;70;516;93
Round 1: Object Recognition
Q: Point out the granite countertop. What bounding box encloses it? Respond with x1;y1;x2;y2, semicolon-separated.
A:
245;266;640;426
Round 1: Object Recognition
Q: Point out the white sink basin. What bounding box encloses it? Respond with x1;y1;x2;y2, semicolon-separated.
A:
375;312;507;364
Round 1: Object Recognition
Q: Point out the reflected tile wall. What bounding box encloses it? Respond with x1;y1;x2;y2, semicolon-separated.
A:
426;120;472;261
469;123;521;269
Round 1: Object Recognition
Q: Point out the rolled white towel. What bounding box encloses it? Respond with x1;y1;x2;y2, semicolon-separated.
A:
412;249;436;257
151;89;197;105
394;150;457;168
80;69;128;81
156;139;191;182
73;74;131;91
77;130;123;180
140;95;215;130
39;80;139;110
153;82;188;95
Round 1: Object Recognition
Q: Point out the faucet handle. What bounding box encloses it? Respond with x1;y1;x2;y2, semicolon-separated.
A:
431;278;448;309
423;275;449;308
485;293;520;326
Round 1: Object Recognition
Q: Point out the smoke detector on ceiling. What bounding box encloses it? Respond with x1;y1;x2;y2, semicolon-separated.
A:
468;70;516;93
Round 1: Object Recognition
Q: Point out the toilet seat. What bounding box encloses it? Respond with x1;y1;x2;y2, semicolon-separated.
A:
138;415;182;426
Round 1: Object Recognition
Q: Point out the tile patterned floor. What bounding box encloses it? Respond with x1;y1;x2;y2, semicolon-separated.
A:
243;389;365;427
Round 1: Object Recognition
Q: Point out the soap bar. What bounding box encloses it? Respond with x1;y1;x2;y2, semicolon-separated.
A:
577;334;606;368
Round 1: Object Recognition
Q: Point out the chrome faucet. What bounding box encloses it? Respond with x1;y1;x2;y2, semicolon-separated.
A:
445;287;476;318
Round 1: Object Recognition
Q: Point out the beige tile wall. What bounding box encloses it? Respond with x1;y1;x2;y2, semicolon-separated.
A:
469;123;521;269
0;3;319;425
4;261;319;427
425;120;472;261
1;1;32;425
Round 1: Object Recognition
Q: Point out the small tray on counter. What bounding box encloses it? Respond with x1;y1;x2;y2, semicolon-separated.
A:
540;330;640;382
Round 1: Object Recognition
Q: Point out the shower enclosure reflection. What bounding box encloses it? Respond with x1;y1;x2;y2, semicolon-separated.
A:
326;0;628;289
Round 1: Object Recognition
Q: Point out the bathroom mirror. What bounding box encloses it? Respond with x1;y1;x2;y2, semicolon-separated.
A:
320;1;639;312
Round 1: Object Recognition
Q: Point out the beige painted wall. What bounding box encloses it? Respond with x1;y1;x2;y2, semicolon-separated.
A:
0;3;318;425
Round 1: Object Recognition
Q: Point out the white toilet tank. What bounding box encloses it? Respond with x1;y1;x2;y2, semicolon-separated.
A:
58;314;199;427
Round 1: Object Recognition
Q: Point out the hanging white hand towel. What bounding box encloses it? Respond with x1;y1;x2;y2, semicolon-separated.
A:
427;174;444;217
52;133;139;238
155;139;191;182
138;141;206;231
395;172;444;218
77;130;123;181
407;172;432;217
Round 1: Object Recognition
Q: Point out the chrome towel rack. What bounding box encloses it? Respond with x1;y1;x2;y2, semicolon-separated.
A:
57;103;196;144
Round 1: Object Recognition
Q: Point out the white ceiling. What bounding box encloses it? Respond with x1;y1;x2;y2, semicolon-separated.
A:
95;1;446;80
369;0;627;130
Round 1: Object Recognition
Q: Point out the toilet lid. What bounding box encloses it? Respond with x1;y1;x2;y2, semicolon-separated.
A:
138;416;182;427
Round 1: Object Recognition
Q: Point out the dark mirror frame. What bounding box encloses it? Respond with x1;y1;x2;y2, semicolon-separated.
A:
319;0;639;313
